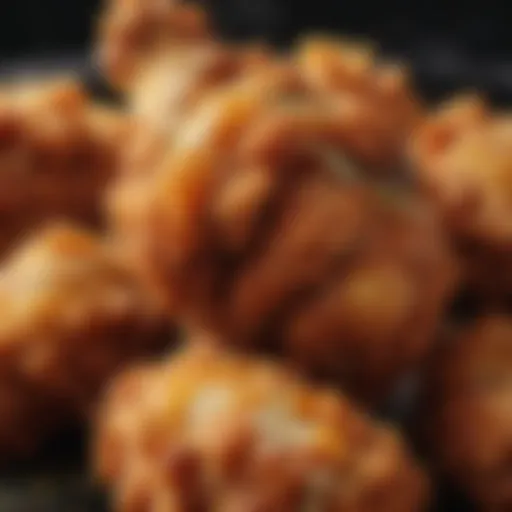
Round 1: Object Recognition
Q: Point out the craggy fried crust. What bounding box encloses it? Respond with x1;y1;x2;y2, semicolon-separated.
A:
95;341;429;512
411;95;512;300
424;316;512;510
0;78;130;257
97;0;210;89
108;71;456;402
98;0;422;171
0;223;170;456
295;37;423;170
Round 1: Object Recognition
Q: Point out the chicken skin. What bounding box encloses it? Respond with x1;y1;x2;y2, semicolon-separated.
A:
411;96;512;301
97;0;422;172
0;223;170;456
423;316;512;510
0;78;130;257
95;341;429;512
108;70;456;402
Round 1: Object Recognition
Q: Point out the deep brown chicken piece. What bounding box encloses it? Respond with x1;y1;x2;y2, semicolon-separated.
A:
411;95;512;301
108;70;456;402
0;78;130;257
0;223;170;456
424;316;512;510
95;341;429;512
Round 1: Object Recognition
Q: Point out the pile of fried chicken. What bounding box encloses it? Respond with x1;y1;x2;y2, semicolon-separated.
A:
0;0;510;510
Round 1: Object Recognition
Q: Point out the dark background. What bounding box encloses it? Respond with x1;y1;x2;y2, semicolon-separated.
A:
0;0;511;103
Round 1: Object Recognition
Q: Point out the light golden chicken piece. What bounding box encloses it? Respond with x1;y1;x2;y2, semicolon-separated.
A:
0;78;130;257
95;341;429;512
108;70;456;402
0;223;170;456
424;316;512;511
411;95;512;301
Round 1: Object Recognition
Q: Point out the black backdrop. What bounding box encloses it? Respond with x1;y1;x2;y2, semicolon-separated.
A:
0;0;511;102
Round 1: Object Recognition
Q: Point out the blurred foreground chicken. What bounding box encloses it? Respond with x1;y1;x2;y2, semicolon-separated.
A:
0;223;170;456
109;70;456;402
95;341;429;512
97;0;422;171
423;316;512;510
411;96;512;301
0;78;129;257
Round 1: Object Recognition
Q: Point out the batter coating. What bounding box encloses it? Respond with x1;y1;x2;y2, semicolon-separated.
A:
97;0;422;171
411;95;512;300
0;223;170;456
424;316;512;510
0;78;130;257
108;71;456;402
95;341;429;511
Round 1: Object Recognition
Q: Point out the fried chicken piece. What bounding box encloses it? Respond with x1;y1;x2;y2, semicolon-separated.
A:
424;316;512;510
108;71;456;402
411;95;512;301
95;341;429;512
0;223;170;456
0;78;130;257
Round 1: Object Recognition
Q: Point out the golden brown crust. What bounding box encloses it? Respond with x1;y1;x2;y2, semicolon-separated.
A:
424;316;512;511
98;0;422;172
97;0;210;88
295;36;423;170
0;78;131;258
0;222;170;456
411;95;512;300
108;71;456;402
95;342;429;512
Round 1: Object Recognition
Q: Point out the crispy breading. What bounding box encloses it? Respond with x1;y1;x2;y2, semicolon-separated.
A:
0;223;170;456
411;95;512;300
95;341;429;512
108;72;456;402
423;316;512;510
0;78;131;258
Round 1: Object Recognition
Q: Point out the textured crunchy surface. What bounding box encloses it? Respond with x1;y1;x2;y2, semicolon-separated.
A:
96;0;210;89
0;78;130;258
109;69;456;402
0;223;170;456
98;0;422;171
424;316;512;510
95;341;428;512
411;96;512;301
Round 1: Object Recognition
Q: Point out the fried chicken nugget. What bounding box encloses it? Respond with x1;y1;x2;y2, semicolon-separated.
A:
0;223;170;456
411;95;512;300
424;316;512;510
95;341;429;511
0;78;130;257
108;70;456;402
